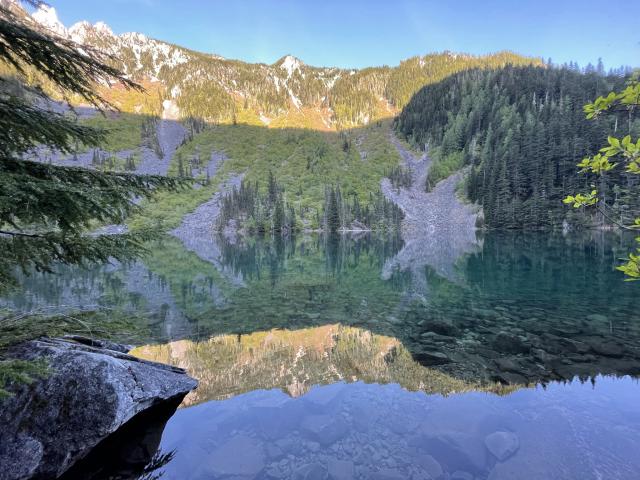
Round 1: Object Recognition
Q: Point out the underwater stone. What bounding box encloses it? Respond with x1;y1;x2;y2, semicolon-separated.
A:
484;431;520;461
492;332;529;354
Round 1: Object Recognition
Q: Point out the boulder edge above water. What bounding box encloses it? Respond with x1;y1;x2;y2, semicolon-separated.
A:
0;336;197;480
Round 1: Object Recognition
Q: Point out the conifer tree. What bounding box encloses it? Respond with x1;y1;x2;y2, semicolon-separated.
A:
272;197;285;234
326;187;341;233
396;65;638;230
267;170;278;206
0;1;187;290
564;79;640;279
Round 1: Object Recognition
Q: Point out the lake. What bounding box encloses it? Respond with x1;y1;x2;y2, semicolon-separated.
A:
3;230;639;479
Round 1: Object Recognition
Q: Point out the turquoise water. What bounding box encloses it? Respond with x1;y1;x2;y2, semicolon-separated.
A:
3;231;640;478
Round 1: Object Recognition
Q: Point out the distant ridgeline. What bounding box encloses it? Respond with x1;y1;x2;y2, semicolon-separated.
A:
132;51;542;129
396;65;640;229
14;0;543;129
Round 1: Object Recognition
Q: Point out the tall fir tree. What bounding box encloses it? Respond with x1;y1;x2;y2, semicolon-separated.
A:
0;1;187;290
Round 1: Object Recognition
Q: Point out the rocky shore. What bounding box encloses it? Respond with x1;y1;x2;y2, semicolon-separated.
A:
0;336;197;480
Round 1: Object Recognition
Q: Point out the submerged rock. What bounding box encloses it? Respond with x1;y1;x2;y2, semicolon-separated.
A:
492;332;529;355
201;435;266;477
413;350;451;365
301;414;349;446
0;337;197;480
484;431;519;462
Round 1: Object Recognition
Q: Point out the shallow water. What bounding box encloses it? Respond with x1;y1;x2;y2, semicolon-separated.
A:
3;230;640;478
153;376;640;480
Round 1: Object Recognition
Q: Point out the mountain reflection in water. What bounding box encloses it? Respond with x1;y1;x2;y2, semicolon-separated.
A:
3;231;640;386
132;325;515;406
2;230;640;479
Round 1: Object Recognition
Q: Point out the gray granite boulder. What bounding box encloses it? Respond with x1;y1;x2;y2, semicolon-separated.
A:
0;337;197;480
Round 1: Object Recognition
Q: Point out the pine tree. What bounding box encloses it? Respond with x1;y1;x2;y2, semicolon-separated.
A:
267;170;278;206
272;198;285;234
326;187;341;233
0;2;187;290
397;65;635;229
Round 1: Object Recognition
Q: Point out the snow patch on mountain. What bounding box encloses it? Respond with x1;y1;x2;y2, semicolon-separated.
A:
31;8;192;79
280;55;302;77
289;90;302;109
68;21;91;42
31;5;66;36
94;21;113;36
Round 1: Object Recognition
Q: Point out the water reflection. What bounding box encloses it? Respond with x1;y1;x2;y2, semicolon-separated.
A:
3;230;640;478
153;376;640;480
132;325;514;406
2;231;639;386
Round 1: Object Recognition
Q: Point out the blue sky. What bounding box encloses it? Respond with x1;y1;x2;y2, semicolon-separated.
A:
49;0;639;69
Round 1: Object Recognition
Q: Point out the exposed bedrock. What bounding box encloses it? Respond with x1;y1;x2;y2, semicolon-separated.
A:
0;336;197;480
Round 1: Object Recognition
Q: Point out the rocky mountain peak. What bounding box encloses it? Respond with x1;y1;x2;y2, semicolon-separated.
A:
31;4;66;36
276;54;304;77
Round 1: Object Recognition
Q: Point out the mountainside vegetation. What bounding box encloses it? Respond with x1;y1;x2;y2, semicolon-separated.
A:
130;120;404;232
563;79;640;279
135;51;543;129
217;175;403;234
396;65;640;229
12;2;543;130
0;1;187;292
9;1;639;240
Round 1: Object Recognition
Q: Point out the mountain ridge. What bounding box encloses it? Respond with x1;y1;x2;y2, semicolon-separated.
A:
19;1;543;130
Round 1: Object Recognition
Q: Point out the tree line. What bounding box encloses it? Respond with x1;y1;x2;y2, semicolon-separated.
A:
396;65;640;229
216;172;404;234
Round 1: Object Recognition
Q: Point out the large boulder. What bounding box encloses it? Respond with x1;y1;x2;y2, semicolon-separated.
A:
0;337;197;480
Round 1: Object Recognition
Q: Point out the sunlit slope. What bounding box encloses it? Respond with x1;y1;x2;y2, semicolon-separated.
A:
18;1;543;130
129;120;403;230
132;324;517;404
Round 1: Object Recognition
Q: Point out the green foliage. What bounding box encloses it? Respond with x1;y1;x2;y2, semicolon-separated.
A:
326;186;341;233
386;51;542;109
0;2;190;291
427;149;464;191
0;309;151;350
584;82;640;119
79;112;150;153
563;190;599;208
0;2;140;108
618;250;640;280
217;175;402;233
0;359;47;399
217;177;297;234
397;65;640;229
0;230;160;291
0;308;150;397
387;165;412;190
92;24;542;128
0;157;185;233
175;81;236;122
566;80;640;280
129;183;217;231
164;123;402;223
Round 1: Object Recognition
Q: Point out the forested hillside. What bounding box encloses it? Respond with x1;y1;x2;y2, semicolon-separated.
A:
396;66;640;228
19;2;640;233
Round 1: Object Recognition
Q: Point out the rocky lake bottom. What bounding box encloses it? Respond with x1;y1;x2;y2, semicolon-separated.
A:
152;376;640;480
2;230;639;479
